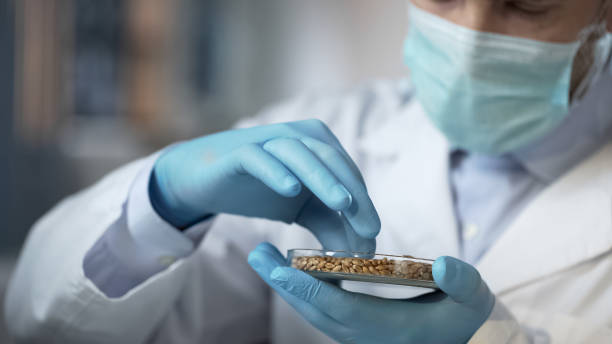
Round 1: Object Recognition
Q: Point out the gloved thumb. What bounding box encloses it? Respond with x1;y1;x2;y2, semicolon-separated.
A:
432;256;494;310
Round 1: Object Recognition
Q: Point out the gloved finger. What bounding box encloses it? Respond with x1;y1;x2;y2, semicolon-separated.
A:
247;244;350;336
297;197;376;253
300;137;380;240
269;266;386;325
231;143;302;197
339;212;376;254
248;243;285;279
432;256;495;313
288;119;365;185
252;242;288;266
262;138;352;211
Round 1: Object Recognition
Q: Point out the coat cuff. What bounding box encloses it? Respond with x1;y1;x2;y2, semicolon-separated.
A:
83;151;214;297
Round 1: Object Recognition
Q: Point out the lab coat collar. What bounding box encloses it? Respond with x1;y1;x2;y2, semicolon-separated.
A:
477;140;612;294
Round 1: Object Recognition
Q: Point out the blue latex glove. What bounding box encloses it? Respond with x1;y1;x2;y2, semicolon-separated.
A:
150;119;380;252
248;243;495;344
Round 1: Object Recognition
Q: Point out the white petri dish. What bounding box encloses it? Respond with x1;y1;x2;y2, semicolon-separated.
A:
287;249;438;289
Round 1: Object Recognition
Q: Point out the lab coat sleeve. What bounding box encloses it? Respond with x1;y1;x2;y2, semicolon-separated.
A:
3;150;274;344
82;151;213;298
469;298;530;344
3;156;206;344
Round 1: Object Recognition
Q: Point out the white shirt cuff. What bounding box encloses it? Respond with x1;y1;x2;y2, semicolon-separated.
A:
83;151;214;297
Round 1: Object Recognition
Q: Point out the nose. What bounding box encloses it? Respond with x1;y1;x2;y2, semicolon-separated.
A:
448;0;500;34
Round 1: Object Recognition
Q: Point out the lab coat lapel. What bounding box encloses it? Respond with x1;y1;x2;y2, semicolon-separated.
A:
360;100;460;259
477;141;612;294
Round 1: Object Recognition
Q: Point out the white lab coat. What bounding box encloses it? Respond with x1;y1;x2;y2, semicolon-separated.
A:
5;80;612;344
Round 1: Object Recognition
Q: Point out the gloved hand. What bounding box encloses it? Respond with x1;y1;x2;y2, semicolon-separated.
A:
248;243;495;344
150;119;380;252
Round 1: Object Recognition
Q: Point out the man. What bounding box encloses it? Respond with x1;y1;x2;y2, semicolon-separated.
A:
5;0;612;343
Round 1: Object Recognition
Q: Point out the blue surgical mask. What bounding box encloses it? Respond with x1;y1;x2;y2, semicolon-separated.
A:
403;4;606;154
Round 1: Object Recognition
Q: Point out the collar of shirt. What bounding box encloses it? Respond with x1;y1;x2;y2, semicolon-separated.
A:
510;61;612;184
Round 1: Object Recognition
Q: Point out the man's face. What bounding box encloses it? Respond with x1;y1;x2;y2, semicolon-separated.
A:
411;0;611;43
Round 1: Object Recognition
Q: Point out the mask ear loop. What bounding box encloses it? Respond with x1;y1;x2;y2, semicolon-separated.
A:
570;3;612;103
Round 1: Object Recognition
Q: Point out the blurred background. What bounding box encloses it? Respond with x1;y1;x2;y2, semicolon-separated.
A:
0;0;408;340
